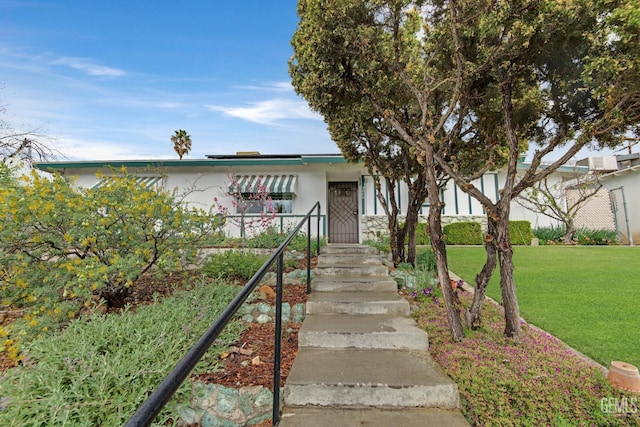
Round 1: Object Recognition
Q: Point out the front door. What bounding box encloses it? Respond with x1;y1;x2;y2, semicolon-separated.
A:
328;182;359;243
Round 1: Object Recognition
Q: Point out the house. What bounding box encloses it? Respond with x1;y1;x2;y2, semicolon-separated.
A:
34;153;588;244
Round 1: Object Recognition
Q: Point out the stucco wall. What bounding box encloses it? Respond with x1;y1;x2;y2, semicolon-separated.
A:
54;160;583;242
601;170;640;245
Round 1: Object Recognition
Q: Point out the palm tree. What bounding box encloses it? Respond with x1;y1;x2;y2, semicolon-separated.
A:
171;129;192;160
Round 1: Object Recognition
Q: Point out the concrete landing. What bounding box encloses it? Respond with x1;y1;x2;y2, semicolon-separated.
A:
279;407;470;427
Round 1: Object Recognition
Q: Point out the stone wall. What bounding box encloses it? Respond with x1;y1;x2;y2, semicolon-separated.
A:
178;383;280;427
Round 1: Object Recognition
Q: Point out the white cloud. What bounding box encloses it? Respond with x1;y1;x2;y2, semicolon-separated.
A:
234;81;293;92
54;136;165;161
205;98;321;125
52;56;126;77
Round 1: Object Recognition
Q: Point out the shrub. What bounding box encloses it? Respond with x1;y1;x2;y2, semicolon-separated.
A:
415;222;430;245
201;251;269;281
400;222;430;245
509;220;533;245
363;237;391;253
575;228;618;245
533;225;565;244
0;166;222;360
0;278;243;426
443;222;483;245
415;249;436;272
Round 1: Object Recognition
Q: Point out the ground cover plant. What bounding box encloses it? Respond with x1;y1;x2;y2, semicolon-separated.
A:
0;277;244;426
411;292;640;426
446;246;640;367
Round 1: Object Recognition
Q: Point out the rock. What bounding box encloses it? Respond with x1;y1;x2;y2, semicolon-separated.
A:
256;314;272;324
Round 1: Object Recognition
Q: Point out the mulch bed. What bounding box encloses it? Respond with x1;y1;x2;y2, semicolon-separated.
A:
194;282;308;390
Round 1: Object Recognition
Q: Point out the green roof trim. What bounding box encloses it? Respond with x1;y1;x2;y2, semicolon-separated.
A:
33;154;348;172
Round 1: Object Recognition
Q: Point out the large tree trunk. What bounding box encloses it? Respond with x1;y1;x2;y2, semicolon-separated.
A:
388;214;402;267
466;215;498;329
404;205;419;265
394;223;407;265
424;145;464;341
564;218;576;244
495;204;521;339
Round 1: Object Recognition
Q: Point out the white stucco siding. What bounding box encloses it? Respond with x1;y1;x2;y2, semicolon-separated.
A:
38;156;591;241
600;168;640;244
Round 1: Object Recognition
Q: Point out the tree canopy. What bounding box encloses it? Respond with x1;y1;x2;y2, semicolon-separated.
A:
290;0;639;339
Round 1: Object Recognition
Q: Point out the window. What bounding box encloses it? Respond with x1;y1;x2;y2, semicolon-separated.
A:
269;193;293;214
238;192;293;214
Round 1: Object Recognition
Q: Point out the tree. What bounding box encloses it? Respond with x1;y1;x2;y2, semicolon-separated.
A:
1;95;58;164
328;107;432;266
291;0;639;340
430;0;639;337
290;0;472;340
171;129;192;160
516;171;603;244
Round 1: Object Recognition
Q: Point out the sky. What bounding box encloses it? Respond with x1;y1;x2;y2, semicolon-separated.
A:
0;0;337;161
0;1;625;163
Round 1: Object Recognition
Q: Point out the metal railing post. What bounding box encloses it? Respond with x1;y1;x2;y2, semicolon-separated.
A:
272;253;284;424
316;203;321;256
306;216;312;294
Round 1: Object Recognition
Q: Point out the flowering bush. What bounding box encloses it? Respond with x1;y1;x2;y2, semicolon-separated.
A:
0;165;222;363
412;293;640;426
215;172;276;238
410;287;440;306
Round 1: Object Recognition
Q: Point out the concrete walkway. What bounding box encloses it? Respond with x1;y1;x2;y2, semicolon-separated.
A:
279;244;469;426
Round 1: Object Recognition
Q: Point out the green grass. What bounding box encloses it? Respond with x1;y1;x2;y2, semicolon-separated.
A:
445;246;640;368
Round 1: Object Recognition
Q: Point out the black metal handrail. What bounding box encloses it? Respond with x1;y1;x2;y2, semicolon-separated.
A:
126;202;322;427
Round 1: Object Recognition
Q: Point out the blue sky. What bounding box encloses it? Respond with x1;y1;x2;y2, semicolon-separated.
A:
0;1;622;163
0;1;336;160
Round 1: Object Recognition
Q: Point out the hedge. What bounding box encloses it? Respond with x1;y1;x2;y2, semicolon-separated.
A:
509;220;533;245
443;221;483;245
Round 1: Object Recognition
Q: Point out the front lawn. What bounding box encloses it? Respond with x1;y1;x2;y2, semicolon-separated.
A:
445;246;640;368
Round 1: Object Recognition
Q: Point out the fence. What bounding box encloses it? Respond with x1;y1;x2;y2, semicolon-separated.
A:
609;187;634;245
224;213;327;238
125;202;322;426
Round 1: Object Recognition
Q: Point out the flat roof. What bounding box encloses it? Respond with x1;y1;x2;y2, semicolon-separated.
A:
34;154;347;172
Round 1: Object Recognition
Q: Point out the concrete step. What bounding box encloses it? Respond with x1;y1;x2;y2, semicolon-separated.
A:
315;264;389;277
283;348;460;408
279;407;470;427
298;314;429;350
322;244;378;255
311;275;397;293
318;253;382;265
306;292;410;316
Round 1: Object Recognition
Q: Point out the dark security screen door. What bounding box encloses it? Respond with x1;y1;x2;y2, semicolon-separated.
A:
328;182;359;243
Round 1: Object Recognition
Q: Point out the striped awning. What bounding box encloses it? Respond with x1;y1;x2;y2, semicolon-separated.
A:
92;176;164;190
231;175;297;194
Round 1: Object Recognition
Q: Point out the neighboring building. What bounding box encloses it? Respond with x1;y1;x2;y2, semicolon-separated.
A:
34;153;591;244
588;154;640;245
